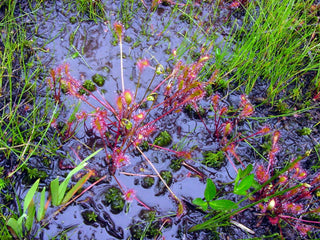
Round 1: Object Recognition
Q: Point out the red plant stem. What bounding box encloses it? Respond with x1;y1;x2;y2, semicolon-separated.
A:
225;153;239;172
113;174;151;210
195;106;212;135
233;129;267;144
279;214;320;225
148;143;181;155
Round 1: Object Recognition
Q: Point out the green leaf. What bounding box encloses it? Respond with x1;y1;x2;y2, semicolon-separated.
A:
193;198;208;211
7;217;23;239
24;179;40;212
209;199;238;211
234;174;254;195
204;178;216;201
58;148;102;205
25;200;35;231
235;168;242;185
242;164;253;177
50;178;60;206
62;171;93;204
37;187;46;221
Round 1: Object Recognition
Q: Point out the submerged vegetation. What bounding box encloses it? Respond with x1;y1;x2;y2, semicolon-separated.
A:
0;0;320;239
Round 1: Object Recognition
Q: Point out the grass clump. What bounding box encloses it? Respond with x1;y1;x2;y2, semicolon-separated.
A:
219;0;320;105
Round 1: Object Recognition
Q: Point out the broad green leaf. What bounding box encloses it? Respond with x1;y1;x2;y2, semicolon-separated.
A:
50;178;60;206
193;198;208;211
24;179;40;212
242;164;253;177
204;178;216;201
62;171;93;204
209;199;238;211
7;217;23;239
234;174;254;195
37;187;46;221
25;200;35;231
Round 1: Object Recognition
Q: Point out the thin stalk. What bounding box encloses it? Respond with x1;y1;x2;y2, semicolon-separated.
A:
136;145;184;215
120;38;125;92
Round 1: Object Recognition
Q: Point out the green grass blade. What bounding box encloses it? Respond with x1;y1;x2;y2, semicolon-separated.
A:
62;171;93;204
25;200;35;232
58;148;102;204
50;178;60;206
7;216;23;239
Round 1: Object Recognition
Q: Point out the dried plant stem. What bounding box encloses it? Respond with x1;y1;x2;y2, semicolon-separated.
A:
136;146;182;206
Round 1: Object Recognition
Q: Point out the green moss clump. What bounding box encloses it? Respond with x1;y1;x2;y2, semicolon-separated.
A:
104;187;125;214
141;176;155;189
155;170;173;196
160;170;173;185
274;100;290;114
69;16;77;24
169;158;184;171
83;80;96;91
153;131;172;147
297;127;312;136
202;151;225;169
130;210;161;240
22;166;48;184
81;210;98;224
184;104;206;119
92;74;105;87
130;225;144;240
139;141;150;152
139;209;156;221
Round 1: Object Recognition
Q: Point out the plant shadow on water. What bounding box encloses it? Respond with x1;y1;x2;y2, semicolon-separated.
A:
1;0;320;239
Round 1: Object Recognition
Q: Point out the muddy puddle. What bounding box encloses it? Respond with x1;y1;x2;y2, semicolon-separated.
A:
4;1;320;239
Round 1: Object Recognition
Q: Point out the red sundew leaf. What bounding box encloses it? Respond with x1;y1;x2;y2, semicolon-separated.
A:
137;59;150;73
176;200;186;218
255;165;269;183
259;126;271;134
223;122;233;136
311;173;320;185
212;94;220;111
116;96;123;111
296;224;312;236
240;103;254;117
123;90;133;105
113;22;124;40
272;131;280;147
123;189;136;202
267;216;279;225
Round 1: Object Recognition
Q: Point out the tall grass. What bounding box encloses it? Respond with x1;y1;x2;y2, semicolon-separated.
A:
217;0;320;105
0;1;58;176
